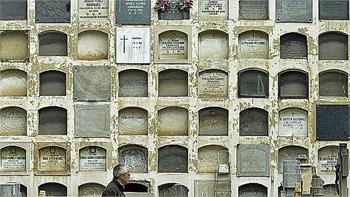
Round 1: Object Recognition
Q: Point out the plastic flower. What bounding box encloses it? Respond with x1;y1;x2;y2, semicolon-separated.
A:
154;0;170;11
178;0;193;10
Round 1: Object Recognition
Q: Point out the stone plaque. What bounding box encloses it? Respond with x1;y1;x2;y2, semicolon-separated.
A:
75;105;110;137
0;107;26;136
0;70;27;96
124;193;154;197
323;184;339;197
116;27;150;63
35;0;70;23
73;66;111;101
157;0;189;20
39;32;67;56
276;0;312;22
319;71;348;97
79;146;106;171
199;31;228;59
319;33;348;60
0;0;27;20
239;108;268;136
39;107;67;135
198;70;228;97
38;183;67;196
79;0;108;20
319;0;349;20
0;31;28;61
159;183;188;197
116;0;151;24
39;146;66;172
278;146;308;173
318;146;338;173
198;146;228;173
158;107;188;136
194;180;230;197
40;71;66;96
239;184;267;197
158;145;188;173
279;71;308;98
239;0;268;20
159;31;188;60
279;109;308;137
238;70;268;97
199;108;228;136
158;70;188;97
119;70;148;97
238;31;268;59
280;33;307;59
78;31;108;60
237;144;270;177
199;0;228;20
283;160;301;188
0;146;26;171
118;108;148;135
118;145;148;173
79;183;105;197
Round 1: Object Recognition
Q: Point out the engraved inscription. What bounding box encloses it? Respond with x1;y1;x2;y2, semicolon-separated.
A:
238;145;269;176
39;147;66;172
0;107;26;136
239;0;268;20
79;0;108;19
0;146;26;171
80;146;106;170
319;0;349;20
318;146;338;173
198;70;228;97
199;0;228;19
239;31;268;59
199;31;228;59
158;107;188;136
199;108;228;136
279;109;308;137
198;146;228;173
159;31;188;60
276;0;312;22
119;108;148;135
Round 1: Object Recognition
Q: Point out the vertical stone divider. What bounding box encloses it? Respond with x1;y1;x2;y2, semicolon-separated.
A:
147;102;157;174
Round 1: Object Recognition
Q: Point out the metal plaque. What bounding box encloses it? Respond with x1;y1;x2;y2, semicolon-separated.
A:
319;32;348;60
278;146;308;173
158;70;188;97
239;108;268;136
199;108;228;136
238;31;269;59
0;0;27;20
279;108;308;137
118;107;148;135
198;70;228;97
158;145;188;173
0;146;26;171
0;70;27;96
279;71;308;98
238;70;268;97
158;107;188;136
276;0;312;22
199;0;228;20
319;0;349;20
35;0;70;23
78;31;108;60
199;31;228;59
239;184;267;196
116;0;151;24
0;107;27;136
159;183;188;197
118;145;148;173
280;33;307;59
0;31;28;61
79;146;106;171
119;70;148;97
39;146;66;172
79;0;108;20
159;31;188;60
39;32;67;56
157;0;189;20
38;183;67;196
239;0;268;20
198;146;228;173
40;71;66;96
194;180;230;197
318;146;338;173
79;183;105;197
39;107;67;135
319;71;348;97
237;144;270;177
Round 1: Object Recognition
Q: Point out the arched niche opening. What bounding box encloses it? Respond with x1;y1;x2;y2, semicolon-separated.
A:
198;30;228;59
239;0;268;20
238;69;268;98
0;146;26;171
0;107;27;136
280;33;307;59
79;146;106;171
20;184;27;197
39;70;66;96
35;0;70;23
158;69;188;97
279;70;308;99
319;70;348;97
78;183;105;197
0;0;27;20
319;32;348;60
38;146;67;172
239;183;267;197
39;31;67;56
323;184;339;196
0;31;28;61
39;107;67;135
78;30;108;60
238;31;269;59
318;146;339;173
158;145;188;173
239;108;268;136
125;183;148;192
0;69;27;96
199;107;228;136
118;107;148;135
158;107;188;136
278;146;308;173
278;108;308;137
198;145;228;173
118;145;148;173
119;69;148;97
158;183;189;197
319;0;349;20
158;31;188;60
38;182;67;196
198;70;228;98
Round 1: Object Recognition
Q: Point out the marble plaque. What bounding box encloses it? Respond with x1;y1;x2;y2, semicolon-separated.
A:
279;71;308;98
198;70;228;97
198;146;228;173
318;146;338;173
280;33;307;59
0;31;28;61
158;145;188;173
194;180;230;197
79;0;108;20
276;0;312;22
239;70;268;97
116;27;150;63
199;0;228;20
158;70;188;97
73;66;111;101
119;70;148;97
78;31;108;60
159;183;188;197
278;146;308;173
283;160;301;188
239;0;268;20
39;146;66;172
118;108;148;135
158;0;189;20
159;31;188;60
0;0;27;20
319;71;348;97
199;31;228;59
239;31;268;59
319;33;348;60
0;107;26;136
319;0;349;20
39;107;67;135
158;107;188;136
279;109;308;137
35;0;70;23
38;183;67;196
0;70;27;96
39;32;67;56
116;0;151;24
79;183;105;197
79;146;106;171
118;145;148;173
237;144;270;177
75;105;110;137
239;184;267;197
40;71;66;96
0;146;26;171
240;108;268;136
199;108;228;136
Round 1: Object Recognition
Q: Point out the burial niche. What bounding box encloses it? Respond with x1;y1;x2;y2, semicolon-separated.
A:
319;70;348;97
79;0;109;20
199;30;228;60
279;108;308;137
158;69;188;97
238;183;267;197
38;146;67;172
318;146;338;173
38;183;67;196
0;107;27;136
39;31;67;56
0;146;26;171
276;0;312;22
278;146;308;173
238;31;269;59
323;184;339;197
118;107;148;135
199;0;229;20
159;183;189;197
239;0;269;20
280;33;307;59
118;70;148;97
158;31;188;61
116;0;151;24
158;107;188;136
0;70;27;96
199;107;228;136
0;31;28;61
198;70;228;98
239;108;268;136
194;180;231;197
238;69;268;98
79;183;105;197
78;31;108;60
35;0;70;23
118;145;148;173
79;146;106;171
198;145;228;173
319;32;348;60
157;0;190;20
279;70;308;99
0;0;27;20
237;144;270;177
158;145;188;173
39;107;67;135
319;0;349;20
125;183;148;192
40;71;66;96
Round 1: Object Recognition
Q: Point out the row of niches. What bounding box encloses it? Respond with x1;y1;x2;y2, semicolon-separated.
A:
0;0;349;22
0;30;349;62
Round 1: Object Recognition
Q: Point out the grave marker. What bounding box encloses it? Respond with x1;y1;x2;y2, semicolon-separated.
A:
116;0;151;24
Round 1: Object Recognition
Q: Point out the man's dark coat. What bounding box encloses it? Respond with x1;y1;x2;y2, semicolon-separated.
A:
101;178;126;197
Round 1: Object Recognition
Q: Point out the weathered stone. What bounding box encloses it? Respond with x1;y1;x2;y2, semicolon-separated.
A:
159;183;188;197
118;145;148;173
0;107;27;136
238;184;267;197
38;183;67;196
194;180;230;197
0;70;27;96
79;183;105;197
158;145;188;173
276;0;312;22
35;0;70;23
239;108;268;136
199;0;228;20
39;70;66;96
39;107;67;135
239;0;268;20
0;31;28;61
79;0;108;20
158;70;188;97
158;107;188;136
319;32;348;60
0;146;26;171
39;146;66;172
159;31;188;60
238;70;268;97
79;146;106;171
0;0;27;20
318;146;338;173
198;145;228;173
280;33;307;59
199;108;228;136
319;0;349;20
198;70;228;97
237;144;270;177
78;31;108;60
118;70;148;97
118;107;148;135
199;30;228;59
279;108;308;137
282;160;301;188
39;32;67;56
279;71;308;98
238;31;268;59
116;0;151;24
278;146;308;173
319;71;348;97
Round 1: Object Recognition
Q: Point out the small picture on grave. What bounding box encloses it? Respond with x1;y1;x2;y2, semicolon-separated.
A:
116;0;151;24
154;0;192;20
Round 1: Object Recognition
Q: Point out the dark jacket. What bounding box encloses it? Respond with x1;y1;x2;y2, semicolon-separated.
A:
101;178;126;197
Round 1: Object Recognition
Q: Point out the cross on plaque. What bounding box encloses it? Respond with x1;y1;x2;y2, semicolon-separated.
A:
120;35;128;53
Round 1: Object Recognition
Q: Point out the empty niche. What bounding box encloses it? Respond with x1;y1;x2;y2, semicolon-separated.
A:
239;0;269;20
158;107;188;136
79;183;105;197
0;31;28;61
79;146;106;171
238;31;269;59
39;107;67;135
199;30;228;60
0;146;26;171
318;146;338;173
78;31;108;60
278;146;308;173
38;183;67;196
38;146;67;172
319;32;348;60
279;70;308;99
239;108;268;136
0;0;27;20
0;70;27;96
118;107;148;135
323;184;339;197
20;185;27;196
198;145;228;173
0;107;27;136
118;70;148;97
158;69;188;97
158;145;188;173
238;69;268;98
238;183;267;197
158;31;188;61
278;108;308;137
319;70;348;97
118;145;148;173
125;183;148;192
35;0;70;23
40;71;66;96
280;33;307;59
198;70;228;98
159;183;189;197
39;31;67;56
199;107;228;136
319;0;349;20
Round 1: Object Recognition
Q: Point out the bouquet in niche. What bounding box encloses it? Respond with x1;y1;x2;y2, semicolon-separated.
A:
177;0;193;10
154;0;193;11
154;0;170;11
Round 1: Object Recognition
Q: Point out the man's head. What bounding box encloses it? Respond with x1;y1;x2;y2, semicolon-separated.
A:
113;164;130;185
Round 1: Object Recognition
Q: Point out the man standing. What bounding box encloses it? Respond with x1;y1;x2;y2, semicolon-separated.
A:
102;164;130;197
